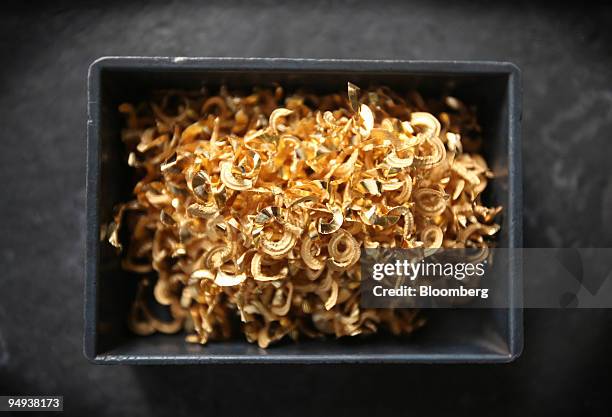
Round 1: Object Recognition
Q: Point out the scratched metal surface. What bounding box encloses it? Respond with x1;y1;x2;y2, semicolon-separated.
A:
1;0;611;415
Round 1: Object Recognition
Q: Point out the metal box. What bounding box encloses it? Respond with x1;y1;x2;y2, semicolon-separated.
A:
86;57;522;364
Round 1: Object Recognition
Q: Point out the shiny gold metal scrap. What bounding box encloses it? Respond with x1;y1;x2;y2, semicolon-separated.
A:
111;84;501;348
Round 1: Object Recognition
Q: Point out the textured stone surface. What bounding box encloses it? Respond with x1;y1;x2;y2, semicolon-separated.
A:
1;1;611;415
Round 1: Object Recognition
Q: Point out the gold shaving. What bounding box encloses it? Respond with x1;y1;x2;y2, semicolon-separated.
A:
112;83;500;348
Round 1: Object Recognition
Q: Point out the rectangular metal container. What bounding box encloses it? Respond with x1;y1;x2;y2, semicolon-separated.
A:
85;57;522;364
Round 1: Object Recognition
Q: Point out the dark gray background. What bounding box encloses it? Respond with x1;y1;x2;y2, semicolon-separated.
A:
1;0;611;415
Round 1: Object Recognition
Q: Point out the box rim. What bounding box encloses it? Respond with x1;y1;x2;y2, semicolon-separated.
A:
85;57;522;364
88;56;522;75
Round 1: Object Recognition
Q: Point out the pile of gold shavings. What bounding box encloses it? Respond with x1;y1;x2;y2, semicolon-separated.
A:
108;83;501;348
